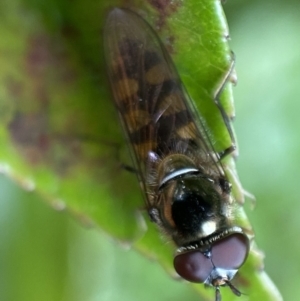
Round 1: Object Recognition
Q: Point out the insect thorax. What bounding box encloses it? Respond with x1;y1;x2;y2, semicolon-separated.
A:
148;153;233;247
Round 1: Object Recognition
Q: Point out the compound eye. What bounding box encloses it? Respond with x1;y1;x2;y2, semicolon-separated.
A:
211;233;249;269
173;250;213;283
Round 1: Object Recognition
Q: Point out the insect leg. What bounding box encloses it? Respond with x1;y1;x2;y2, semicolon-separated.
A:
120;163;138;173
79;135;138;174
213;52;237;160
113;143;138;174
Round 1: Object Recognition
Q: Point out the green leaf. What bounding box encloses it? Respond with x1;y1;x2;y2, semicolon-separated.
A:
0;0;284;300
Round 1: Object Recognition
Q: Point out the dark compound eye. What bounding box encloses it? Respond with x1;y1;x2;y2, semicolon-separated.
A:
173;233;249;283
173;249;213;283
211;233;249;269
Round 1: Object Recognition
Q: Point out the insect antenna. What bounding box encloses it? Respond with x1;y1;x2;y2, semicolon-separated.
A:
215;286;221;301
225;279;242;297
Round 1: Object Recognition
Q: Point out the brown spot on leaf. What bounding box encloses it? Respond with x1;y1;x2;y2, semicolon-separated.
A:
146;0;181;27
8;111;86;175
8;31;116;179
6;78;24;100
26;35;54;78
148;0;171;10
9;112;50;165
9;33;79;171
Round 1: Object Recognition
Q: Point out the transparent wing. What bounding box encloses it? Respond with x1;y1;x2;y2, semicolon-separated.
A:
104;8;225;206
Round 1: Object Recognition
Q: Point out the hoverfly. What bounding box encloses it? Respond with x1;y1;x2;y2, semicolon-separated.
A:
104;8;250;301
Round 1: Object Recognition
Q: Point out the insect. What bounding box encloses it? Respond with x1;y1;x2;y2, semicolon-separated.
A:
104;7;250;301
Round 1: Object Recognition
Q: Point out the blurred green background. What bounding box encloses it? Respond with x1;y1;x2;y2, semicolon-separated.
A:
1;0;299;300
